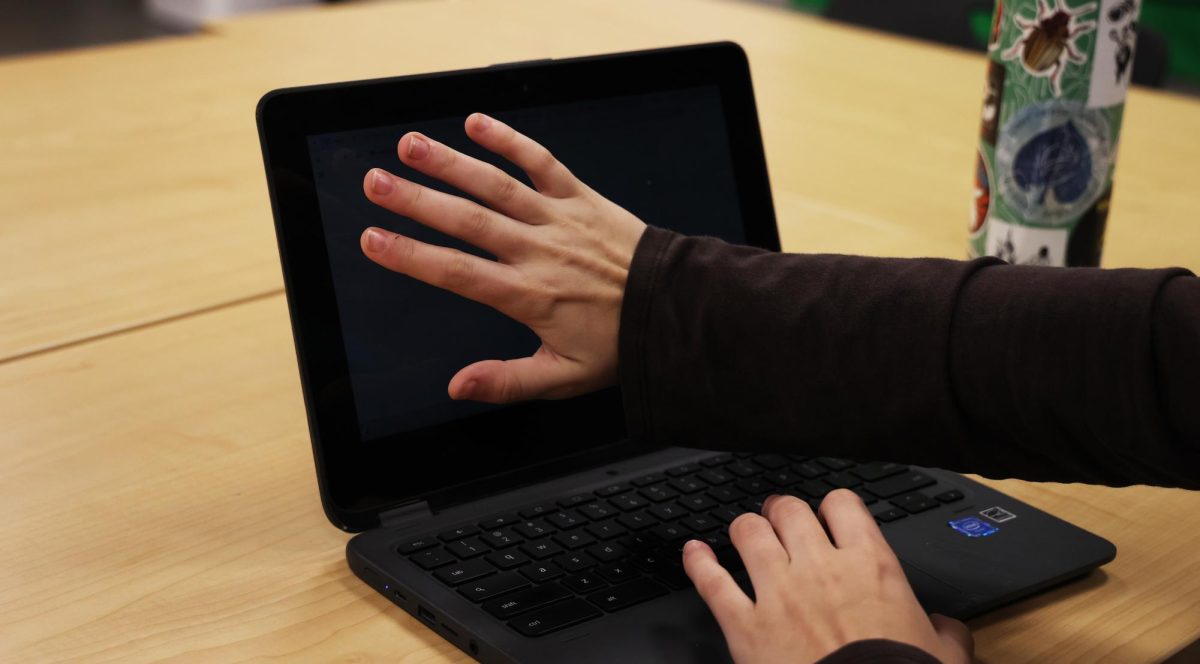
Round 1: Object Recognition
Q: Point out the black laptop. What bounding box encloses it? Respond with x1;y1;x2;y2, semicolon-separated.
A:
256;42;1115;664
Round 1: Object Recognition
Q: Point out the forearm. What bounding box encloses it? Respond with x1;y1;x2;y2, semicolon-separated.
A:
618;226;1200;488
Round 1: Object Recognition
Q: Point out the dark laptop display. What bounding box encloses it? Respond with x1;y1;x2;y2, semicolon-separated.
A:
258;43;1114;664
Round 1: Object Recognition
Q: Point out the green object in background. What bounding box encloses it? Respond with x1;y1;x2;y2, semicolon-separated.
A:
790;0;1200;88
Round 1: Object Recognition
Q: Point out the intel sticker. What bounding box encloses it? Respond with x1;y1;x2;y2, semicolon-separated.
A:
949;516;999;538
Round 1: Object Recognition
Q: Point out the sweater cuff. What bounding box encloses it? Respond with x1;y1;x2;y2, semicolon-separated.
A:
618;225;678;445
815;639;943;664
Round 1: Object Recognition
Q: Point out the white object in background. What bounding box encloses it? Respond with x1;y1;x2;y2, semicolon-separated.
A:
145;0;318;30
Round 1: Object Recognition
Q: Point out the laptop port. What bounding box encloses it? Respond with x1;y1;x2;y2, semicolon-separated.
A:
440;623;458;637
417;606;436;625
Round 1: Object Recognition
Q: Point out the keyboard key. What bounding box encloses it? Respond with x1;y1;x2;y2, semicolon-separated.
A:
616;511;658;530
698;469;734;485
586;520;628;540
594;483;629;497
480;528;522;548
586;578;668;612
752;453;790;469
478;514;520;529
639;484;679;502
633;552;691;590
520;562;563;583
700;453;733;467
679;494;718;511
608;493;649;511
614;532;660;553
508;598;601;636
596;563;638;584
935;489;965;503
891;492;939;514
763;470;800;486
412;547;456;570
793;461;828;479
706;486;745;503
816;457;853;471
554;552;597;572
562;573;608;594
648;502;688;521
513;520;552;539
739;496;766;513
714;545;745;571
435;558;496;585
710;506;744;524
557;494;591;508
521;538;565;559
794;479;832;500
458;572;529;602
697;531;731;550
735;478;770;495
436;526;477;542
725;461;759;477
545;510;585;529
486;548;531;569
519;503;556;519
484;581;570;619
864;472;937;499
823;471;863;489
852;487;879;505
666;463;700;477
667;476;707;494
445;537;490;558
586;542;628;563
680;514;720;532
852;462;909;482
554;530;596;549
397;536;439;554
578;502;617;520
631;472;665;487
652;522;693;542
873;507;907;523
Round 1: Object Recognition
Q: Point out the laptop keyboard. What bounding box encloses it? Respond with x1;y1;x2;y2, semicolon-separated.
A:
396;452;965;637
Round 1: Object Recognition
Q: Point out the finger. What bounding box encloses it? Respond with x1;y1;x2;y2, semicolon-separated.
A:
395;132;546;222
361;227;525;314
728;513;789;597
761;494;828;560
448;347;594;403
682;540;754;633
930;614;974;664
818;488;890;551
465;113;580;197
364;168;529;257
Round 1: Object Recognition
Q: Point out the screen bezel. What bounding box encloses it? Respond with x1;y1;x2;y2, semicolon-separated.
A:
257;42;779;532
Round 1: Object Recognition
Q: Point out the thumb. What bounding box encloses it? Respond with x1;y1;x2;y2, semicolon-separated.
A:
930;614;973;664
448;346;584;403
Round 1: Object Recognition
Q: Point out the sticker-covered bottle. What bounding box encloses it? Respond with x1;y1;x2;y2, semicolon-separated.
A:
970;0;1141;266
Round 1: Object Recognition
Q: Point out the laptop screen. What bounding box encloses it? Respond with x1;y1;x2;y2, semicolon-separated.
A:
306;86;745;443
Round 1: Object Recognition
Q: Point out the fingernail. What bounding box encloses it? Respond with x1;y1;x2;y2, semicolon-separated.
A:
364;228;388;253
683;540;702;554
407;135;429;160
371;169;393;195
472;113;492;131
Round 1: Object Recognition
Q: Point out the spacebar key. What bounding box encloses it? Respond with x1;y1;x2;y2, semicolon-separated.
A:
508;598;601;637
586;578;668;612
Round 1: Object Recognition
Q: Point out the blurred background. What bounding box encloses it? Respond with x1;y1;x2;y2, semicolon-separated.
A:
2;0;1198;94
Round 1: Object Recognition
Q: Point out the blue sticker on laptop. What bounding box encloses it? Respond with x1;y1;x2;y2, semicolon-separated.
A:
949;516;999;538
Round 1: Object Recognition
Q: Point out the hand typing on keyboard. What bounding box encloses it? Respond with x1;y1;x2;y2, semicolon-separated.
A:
359;113;645;403
682;491;973;664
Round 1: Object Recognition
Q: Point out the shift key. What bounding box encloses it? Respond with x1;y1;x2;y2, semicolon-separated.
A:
484;582;571;619
508;598;601;636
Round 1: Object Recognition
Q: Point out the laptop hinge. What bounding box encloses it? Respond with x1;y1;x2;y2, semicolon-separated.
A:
379;500;433;529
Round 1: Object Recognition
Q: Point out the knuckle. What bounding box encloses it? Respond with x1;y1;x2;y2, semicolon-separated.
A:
533;146;559;172
442;251;476;290
493;170;520;202
464;206;491;238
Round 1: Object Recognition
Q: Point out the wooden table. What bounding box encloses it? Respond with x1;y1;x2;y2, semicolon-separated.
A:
1;0;1197;661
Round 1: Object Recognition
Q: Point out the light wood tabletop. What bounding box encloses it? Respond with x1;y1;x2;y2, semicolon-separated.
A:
1;0;1198;662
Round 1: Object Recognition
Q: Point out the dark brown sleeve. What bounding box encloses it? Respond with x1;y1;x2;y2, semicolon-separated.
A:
814;640;942;664
617;226;1200;488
